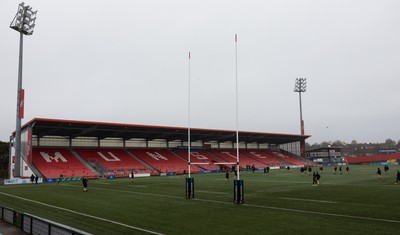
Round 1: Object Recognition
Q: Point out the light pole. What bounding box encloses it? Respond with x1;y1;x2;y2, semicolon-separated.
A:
10;2;37;177
294;78;306;158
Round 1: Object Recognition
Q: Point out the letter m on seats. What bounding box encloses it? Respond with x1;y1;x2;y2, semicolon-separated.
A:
40;152;68;163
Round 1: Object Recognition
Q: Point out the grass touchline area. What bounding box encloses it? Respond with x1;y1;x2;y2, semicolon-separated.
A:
1;165;400;234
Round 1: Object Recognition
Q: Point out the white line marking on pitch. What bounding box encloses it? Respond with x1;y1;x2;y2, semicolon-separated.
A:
3;184;399;227
0;191;164;235
193;198;400;224
278;197;337;204
62;184;400;224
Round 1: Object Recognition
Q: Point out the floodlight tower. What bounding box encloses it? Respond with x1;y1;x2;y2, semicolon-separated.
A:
10;2;37;177
294;78;306;158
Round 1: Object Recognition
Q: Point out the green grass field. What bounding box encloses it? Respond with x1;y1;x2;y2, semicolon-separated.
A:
1;165;399;235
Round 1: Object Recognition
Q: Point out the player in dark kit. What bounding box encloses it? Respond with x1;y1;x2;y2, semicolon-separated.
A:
312;172;318;186
82;177;88;192
346;166;350;174
333;165;337;174
376;168;382;179
316;172;321;185
396;170;400;184
225;170;229;183
30;174;35;184
384;165;389;175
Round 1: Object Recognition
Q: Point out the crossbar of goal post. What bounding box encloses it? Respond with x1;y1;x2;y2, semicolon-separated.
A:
190;162;211;165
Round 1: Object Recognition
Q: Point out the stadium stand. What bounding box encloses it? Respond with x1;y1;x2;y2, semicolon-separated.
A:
129;149;202;174
174;150;221;171
32;148;98;179
345;154;400;164
240;149;284;166
265;149;308;165
210;150;266;168
75;148;151;177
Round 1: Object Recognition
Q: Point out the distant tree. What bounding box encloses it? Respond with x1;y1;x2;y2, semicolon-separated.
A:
305;142;311;150
397;140;400;147
321;141;331;147
351;140;358;145
385;139;396;148
332;140;344;147
0;141;9;154
311;143;320;149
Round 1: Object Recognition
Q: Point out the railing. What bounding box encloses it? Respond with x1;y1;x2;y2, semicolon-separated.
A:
1;205;91;235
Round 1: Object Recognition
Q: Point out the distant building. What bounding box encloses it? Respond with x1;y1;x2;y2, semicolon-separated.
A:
306;146;342;164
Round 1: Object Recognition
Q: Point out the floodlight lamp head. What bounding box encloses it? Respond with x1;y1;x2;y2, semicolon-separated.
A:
10;2;37;35
294;78;307;93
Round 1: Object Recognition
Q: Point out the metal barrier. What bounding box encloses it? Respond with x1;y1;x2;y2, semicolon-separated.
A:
0;205;91;235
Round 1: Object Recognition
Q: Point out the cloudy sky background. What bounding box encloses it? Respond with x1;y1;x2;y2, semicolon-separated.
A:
1;0;399;144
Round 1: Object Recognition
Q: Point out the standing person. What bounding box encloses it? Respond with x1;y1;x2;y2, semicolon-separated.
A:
35;175;38;184
312;172;318;186
234;167;238;180
316;172;321;185
225;170;229;183
339;166;342;175
30;174;35;184
346;166;350;174
266;166;270;173
263;168;267;175
384;165;389;175
82;177;88;192
333;165;337;174
377;168;382;179
300;166;305;176
308;166;312;176
58;174;63;184
319;166;324;173
396;170;400;184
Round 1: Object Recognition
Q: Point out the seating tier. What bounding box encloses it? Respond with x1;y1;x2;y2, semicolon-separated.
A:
32;148;98;179
75;148;149;172
174;150;220;171
129;149;202;173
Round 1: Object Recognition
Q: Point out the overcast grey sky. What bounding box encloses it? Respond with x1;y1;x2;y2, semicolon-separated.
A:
1;0;400;144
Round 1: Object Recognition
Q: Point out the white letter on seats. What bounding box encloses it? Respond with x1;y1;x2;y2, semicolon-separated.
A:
40;152;68;163
146;152;168;161
191;152;208;160
97;152;120;162
221;152;236;159
250;152;266;159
